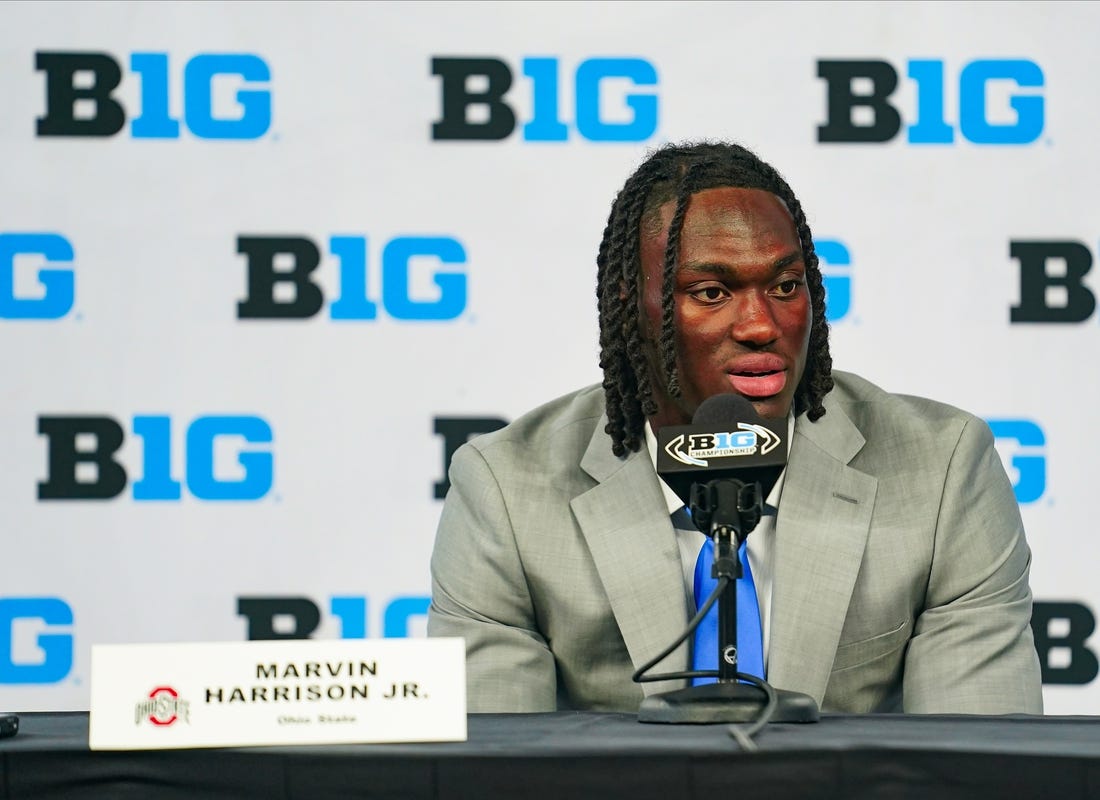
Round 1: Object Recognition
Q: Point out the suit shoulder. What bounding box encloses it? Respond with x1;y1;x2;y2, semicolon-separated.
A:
463;384;605;464
828;370;989;442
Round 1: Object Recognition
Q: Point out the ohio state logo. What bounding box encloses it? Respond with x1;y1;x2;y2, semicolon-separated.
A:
134;686;191;727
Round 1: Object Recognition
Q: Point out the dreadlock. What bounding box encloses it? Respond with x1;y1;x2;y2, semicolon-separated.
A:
597;141;834;457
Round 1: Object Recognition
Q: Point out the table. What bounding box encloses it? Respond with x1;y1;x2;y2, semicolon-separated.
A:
2;712;1098;799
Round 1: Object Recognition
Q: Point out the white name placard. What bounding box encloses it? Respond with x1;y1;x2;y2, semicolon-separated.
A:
89;638;466;750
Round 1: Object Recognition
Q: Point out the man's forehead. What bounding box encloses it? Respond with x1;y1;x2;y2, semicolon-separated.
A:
641;187;794;241
642;188;796;250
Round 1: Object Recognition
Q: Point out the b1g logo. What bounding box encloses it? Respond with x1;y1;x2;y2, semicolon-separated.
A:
1032;601;1098;685
0;597;73;684
237;596;430;640
36;51;271;139
433;416;508;499
665;426;782;468
987;419;1046;504
1010;240;1098;323
431;56;658;142
38;415;274;501
237;235;467;321
815;238;852;323
817;59;1044;145
1;233;74;319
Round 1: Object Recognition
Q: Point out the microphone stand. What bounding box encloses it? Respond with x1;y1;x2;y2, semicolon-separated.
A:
637;477;819;724
708;479;750;684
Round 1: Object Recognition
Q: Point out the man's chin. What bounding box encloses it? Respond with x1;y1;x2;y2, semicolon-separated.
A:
744;395;792;421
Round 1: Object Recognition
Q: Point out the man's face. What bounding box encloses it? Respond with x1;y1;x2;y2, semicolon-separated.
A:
638;186;811;426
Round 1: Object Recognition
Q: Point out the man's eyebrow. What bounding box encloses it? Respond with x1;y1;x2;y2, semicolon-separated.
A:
772;252;805;270
679;251;805;275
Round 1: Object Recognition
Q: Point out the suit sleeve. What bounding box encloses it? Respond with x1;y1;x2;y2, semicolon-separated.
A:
903;416;1044;713
427;441;558;712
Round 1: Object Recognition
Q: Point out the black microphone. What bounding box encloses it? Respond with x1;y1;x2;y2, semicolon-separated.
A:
638;393;820;725
656;394;787;536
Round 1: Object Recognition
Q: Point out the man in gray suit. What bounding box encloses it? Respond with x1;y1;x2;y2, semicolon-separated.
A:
428;141;1043;715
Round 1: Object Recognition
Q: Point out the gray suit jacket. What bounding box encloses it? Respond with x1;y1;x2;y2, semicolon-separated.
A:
428;371;1043;714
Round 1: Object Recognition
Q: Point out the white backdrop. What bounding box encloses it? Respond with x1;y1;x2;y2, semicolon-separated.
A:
2;0;1097;714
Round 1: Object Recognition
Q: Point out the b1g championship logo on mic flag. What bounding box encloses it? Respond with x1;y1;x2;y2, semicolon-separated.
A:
655;395;788;505
663;425;783;468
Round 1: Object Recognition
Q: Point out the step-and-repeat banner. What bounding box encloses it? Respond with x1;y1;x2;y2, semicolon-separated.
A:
2;0;1097;714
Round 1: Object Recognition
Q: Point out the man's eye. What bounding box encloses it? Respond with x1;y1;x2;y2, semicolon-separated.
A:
693;286;726;302
775;280;801;296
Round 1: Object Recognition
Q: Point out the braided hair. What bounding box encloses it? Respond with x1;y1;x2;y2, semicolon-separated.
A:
596;141;834;457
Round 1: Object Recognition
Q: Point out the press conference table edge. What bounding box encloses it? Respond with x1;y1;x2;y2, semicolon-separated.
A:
2;710;1099;800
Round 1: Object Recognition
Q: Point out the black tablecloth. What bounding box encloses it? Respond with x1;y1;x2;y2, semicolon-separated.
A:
2;711;1099;799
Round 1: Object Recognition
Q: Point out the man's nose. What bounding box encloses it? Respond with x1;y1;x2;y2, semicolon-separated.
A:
730;291;780;346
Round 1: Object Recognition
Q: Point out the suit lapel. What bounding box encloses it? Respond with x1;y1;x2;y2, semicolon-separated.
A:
768;403;878;706
571;419;689;696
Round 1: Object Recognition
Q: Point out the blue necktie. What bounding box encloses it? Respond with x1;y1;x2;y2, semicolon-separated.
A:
691;536;764;685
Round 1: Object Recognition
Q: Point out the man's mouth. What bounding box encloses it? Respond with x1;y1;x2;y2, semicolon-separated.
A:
727;365;787;398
